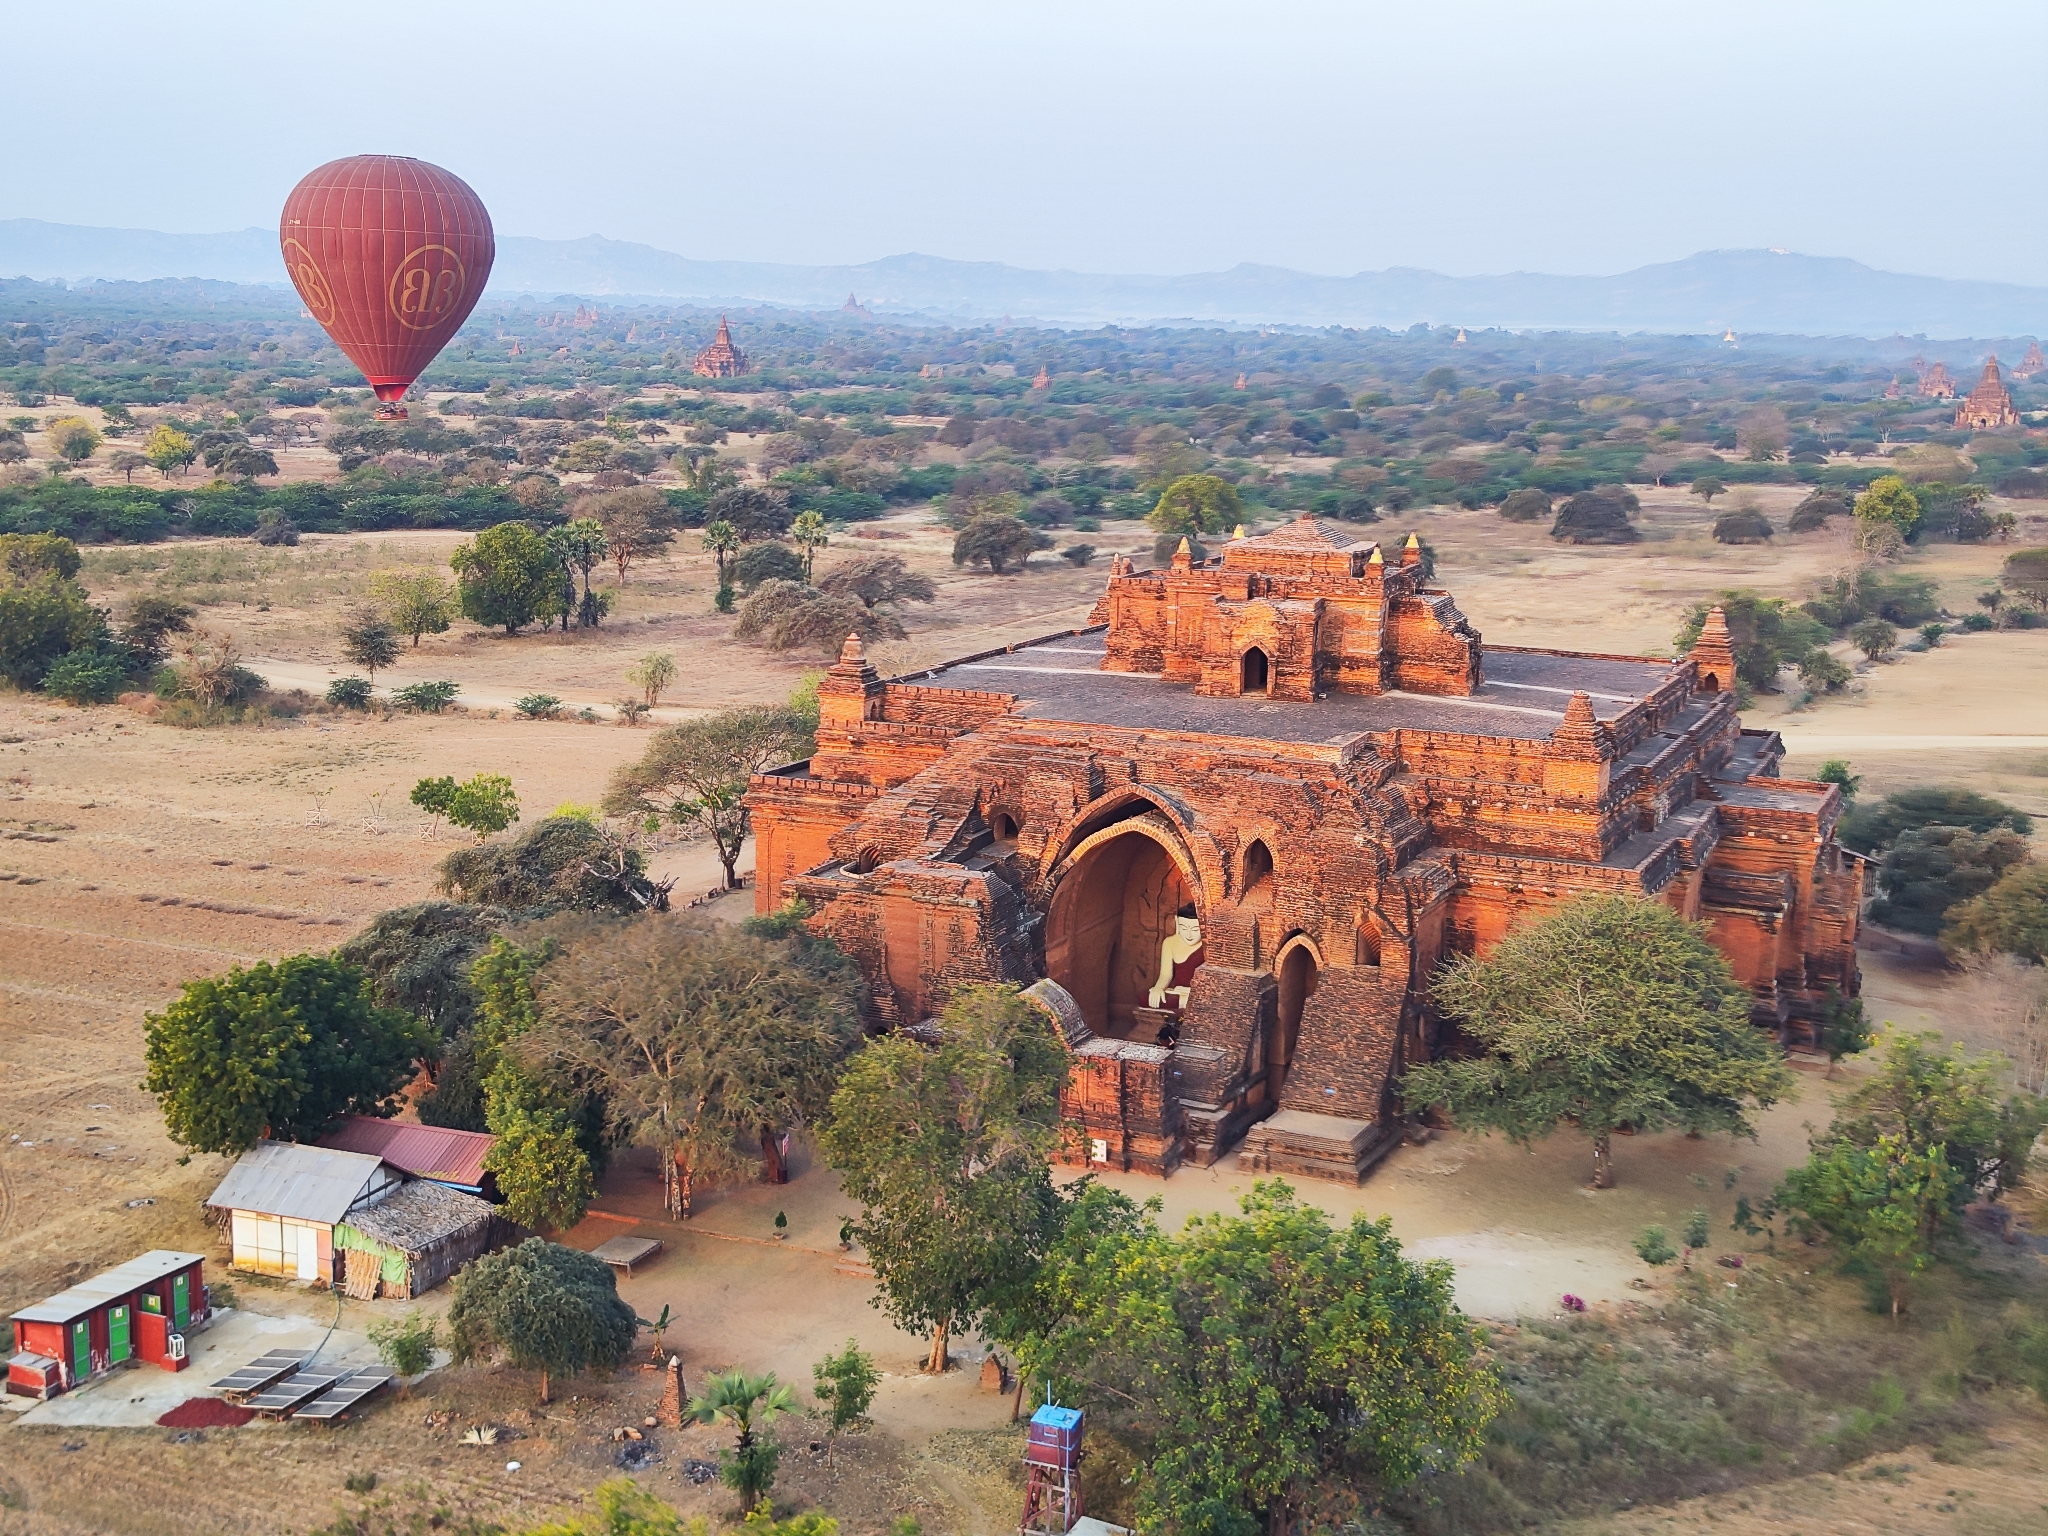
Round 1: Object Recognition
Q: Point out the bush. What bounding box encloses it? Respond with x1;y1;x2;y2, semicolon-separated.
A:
514;693;563;720
392;679;460;713
1712;508;1774;544
1788;492;1849;532
437;816;658;915
1841;786;2032;855
1959;611;1994;632
1633;1225;1677;1266
325;676;373;709
40;648;129;704
1498;486;1550;522
1551;487;1640;544
732;541;804;592
367;1310;439;1376
1943;862;2048;962
1869;825;2032;935
1060;544;1095;566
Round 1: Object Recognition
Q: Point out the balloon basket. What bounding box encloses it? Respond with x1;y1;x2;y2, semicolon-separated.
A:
374;403;410;419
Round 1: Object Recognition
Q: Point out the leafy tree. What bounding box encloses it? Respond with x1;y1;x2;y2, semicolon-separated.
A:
812;1340;879;1455
0;550;104;689
1944;862;2048;963
703;518;741;585
218;442;278;480
444;772;520;840
1778;1135;1958;1318
691;1369;797;1511
437;816;663;914
1816;759;1861;800
734;579;883;653
1674;591;1829;695
1841;785;2033;856
573;486;675;585
1551;487;1640;545
2002;547;2048;607
1850;617;1897;661
792;508;830;581
1683;1209;1712;1252
1149;473;1243;538
953;511;1045;573
604;705;816;890
821;985;1071;1373
336;899;503;1041
367;1309;438;1377
1689;475;1726;506
452;521;561;633
412;775;457;824
626;650;678;707
368;570;455;647
1919;621;1946;648
40;648;129;704
1788;491;1848;532
110;449;147;483
1498;486;1550;522
1803;566;1941;634
707;484;792;542
141;954;434;1155
1712;507;1773;544
733;541;805;592
44;415;102;464
1819;988;1874;1075
1400;895;1793;1188
485;1098;598;1232
252;509;299;545
1868;825;2030;935
117;600;197;670
514;693;563;720
1854;475;1922;541
142;424;197;479
1017;1181;1502;1536
521;912;861;1216
448;1238;637;1402
1;531;82;581
340;611;400;687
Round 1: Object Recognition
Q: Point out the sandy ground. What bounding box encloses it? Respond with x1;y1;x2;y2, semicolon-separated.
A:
6;497;2048;1532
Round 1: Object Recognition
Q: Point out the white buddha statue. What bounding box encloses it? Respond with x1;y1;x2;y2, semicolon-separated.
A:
1147;906;1205;1012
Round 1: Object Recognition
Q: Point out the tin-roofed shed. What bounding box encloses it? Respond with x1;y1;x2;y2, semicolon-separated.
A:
206;1141;402;1283
316;1116;496;1195
8;1251;208;1396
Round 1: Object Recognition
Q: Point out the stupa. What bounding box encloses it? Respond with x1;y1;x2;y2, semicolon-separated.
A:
691;316;750;379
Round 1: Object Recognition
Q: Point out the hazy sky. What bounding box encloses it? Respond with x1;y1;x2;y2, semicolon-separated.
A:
13;1;2044;286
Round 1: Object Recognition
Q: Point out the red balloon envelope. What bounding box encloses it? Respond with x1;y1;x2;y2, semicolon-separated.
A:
280;155;494;412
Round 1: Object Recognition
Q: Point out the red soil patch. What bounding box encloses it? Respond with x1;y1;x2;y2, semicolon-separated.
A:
157;1396;255;1428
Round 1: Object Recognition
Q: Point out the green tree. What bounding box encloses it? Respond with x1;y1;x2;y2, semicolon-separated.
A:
1817;759;1862;801
691;1369;797;1512
142;424;197;479
821;985;1071;1373
626;650;678;707
569;487;675;587
817;553;937;615
436;816;662;916
411;774;457;826
118;595;195;668
1944;862;2048;963
812;1340;879;1456
367;1310;439;1376
339;611;400;688
485;1098;597;1232
368;570;455;647
1498;486;1551;522
448;1238;637;1403
792;508;830;581
1850;618;1897;661
604;705;815;890
40;649;129;704
1868;825;2030;935
1400;895;1794;1188
1674;591;1830;696
732;542;806;593
335;900;502;1043
445;772;521;840
703;518;741;586
0;552;104;690
1840;785;2032;856
1020;1181;1503;1536
952;511;1044;573
1689;475;1727;506
521;912;861;1217
547;516;611;628
1149;473;1243;539
1777;1135;1958;1318
452;522;561;634
141;955;434;1155
218;442;278;480
44;415;102;464
1854;475;1922;541
1633;1225;1676;1266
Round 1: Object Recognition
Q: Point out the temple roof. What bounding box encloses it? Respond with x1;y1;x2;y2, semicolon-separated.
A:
901;631;1677;746
1234;514;1375;554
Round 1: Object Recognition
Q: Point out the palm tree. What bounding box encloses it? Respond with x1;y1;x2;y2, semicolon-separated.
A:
689;1368;796;1511
704;519;741;587
792;509;829;582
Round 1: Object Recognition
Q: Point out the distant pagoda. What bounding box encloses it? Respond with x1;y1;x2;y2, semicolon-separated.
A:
1031;365;1051;390
1954;357;2020;431
692;316;750;379
2013;342;2045;380
1917;361;1957;399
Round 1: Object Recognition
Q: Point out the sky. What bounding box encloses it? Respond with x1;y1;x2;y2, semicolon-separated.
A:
12;1;2045;287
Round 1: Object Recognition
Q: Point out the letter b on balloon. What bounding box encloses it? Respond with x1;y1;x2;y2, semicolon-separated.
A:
390;246;467;329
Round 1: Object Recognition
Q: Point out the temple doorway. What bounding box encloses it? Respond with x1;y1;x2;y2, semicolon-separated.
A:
1268;940;1318;1101
1241;647;1270;695
1045;828;1192;1039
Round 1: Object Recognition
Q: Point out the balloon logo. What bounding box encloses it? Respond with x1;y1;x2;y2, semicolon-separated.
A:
280;155;494;415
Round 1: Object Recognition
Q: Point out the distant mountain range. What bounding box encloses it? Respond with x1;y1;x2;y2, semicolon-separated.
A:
3;217;2043;338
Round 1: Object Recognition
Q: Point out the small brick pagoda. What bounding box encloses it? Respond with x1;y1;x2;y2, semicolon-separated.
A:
1954;357;2021;431
748;519;1863;1183
691;316;749;379
2013;343;2045;381
1917;360;1958;399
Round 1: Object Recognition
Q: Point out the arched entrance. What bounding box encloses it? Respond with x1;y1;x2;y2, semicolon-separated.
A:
1267;939;1319;1101
1241;647;1270;695
1045;825;1195;1040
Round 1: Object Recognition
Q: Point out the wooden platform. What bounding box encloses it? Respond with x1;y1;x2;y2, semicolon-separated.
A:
1237;1110;1397;1184
590;1236;665;1276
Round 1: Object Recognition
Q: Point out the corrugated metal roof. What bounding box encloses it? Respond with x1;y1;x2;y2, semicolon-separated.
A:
12;1250;205;1325
206;1140;385;1225
316;1117;495;1192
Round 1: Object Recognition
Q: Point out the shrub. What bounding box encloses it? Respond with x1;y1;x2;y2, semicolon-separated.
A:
1633;1225;1677;1266
1788;492;1848;532
326;676;372;709
1919;622;1947;649
1849;618;1897;660
1841;786;2032;855
40;649;129;704
514;693;563;720
1551;487;1640;544
392;679;459;713
367;1310;439;1376
1498;486;1550;522
1060;544;1095;566
1712;508;1774;544
1958;611;1994;632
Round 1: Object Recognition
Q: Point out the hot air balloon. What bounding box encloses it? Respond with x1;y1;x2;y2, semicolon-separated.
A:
279;155;494;418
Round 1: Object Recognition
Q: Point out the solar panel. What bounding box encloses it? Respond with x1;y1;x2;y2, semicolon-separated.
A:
208;1350;311;1397
292;1370;393;1421
244;1368;348;1415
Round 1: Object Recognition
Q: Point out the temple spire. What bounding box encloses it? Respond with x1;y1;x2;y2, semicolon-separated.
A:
1688;604;1738;697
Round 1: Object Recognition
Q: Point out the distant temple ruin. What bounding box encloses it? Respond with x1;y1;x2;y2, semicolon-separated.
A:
1954;357;2021;431
692;316;750;379
1917;360;1958;399
747;520;1862;1184
2014;343;2045;381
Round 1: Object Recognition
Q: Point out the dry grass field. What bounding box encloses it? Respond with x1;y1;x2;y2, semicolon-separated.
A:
4;488;2048;1534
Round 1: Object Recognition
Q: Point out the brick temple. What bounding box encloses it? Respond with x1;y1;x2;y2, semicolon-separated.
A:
1954;357;2020;431
748;518;1863;1182
691;316;749;378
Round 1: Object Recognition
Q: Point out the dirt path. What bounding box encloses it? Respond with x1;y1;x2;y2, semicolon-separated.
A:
242;653;709;722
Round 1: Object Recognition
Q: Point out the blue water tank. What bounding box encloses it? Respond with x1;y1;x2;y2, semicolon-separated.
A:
1026;1402;1083;1468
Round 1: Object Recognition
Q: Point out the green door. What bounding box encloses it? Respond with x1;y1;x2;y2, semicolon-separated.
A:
171;1273;189;1330
141;1292;162;1314
71;1319;89;1375
108;1305;130;1365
